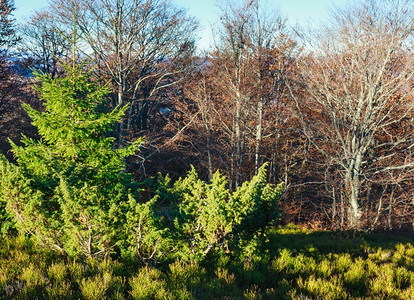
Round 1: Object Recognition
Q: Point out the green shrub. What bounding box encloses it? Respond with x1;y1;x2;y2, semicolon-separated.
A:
168;260;206;289
67;260;84;282
149;164;283;262
316;259;333;278
404;243;414;258
243;284;262;300
343;257;367;296
122;196;173;265
334;253;353;273
297;275;346;300
47;262;68;284
20;263;45;287
79;272;112;300
129;267;172;299
369;263;398;298
394;266;412;290
274;279;295;299
46;281;73;299
215;267;236;285
400;286;414;299
272;248;295;275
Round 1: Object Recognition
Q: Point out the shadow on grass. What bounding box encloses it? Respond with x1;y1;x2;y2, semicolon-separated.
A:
2;226;414;299
267;224;414;257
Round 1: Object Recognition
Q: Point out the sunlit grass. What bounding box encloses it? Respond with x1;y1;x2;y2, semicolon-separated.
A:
1;225;414;299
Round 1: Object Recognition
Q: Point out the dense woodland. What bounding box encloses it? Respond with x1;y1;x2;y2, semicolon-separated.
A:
3;0;411;231
2;0;414;298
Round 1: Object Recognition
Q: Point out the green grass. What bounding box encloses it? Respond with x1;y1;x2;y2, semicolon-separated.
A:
1;225;414;299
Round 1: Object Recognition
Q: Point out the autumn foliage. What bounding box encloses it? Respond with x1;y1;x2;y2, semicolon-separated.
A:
1;0;414;234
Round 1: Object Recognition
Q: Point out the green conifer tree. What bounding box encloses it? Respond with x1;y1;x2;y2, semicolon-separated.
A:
0;52;142;257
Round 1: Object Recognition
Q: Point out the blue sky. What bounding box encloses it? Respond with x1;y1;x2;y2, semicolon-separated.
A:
14;0;350;50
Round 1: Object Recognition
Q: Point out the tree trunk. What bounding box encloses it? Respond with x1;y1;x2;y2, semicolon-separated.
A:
255;98;263;174
235;90;242;187
206;134;213;181
346;168;362;228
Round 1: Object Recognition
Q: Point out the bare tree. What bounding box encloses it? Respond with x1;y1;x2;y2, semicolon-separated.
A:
0;0;18;49
0;0;39;159
208;0;297;188
241;0;298;178
293;0;414;228
181;68;216;181
49;0;198;144
19;8;72;78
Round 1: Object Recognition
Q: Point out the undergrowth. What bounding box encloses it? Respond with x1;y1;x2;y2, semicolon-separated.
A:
1;225;414;299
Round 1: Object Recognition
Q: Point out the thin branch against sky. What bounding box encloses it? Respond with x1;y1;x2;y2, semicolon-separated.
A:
14;0;350;51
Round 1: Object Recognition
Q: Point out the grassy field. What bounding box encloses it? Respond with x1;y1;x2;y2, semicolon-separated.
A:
1;225;414;299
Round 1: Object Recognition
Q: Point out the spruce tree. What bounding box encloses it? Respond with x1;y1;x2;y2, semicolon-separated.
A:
0;54;142;257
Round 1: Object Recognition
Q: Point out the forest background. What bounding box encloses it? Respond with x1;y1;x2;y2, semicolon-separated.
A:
1;0;414;235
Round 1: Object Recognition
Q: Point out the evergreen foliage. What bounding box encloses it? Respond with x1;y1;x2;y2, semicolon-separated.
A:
134;163;284;262
122;195;173;264
0;60;142;258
